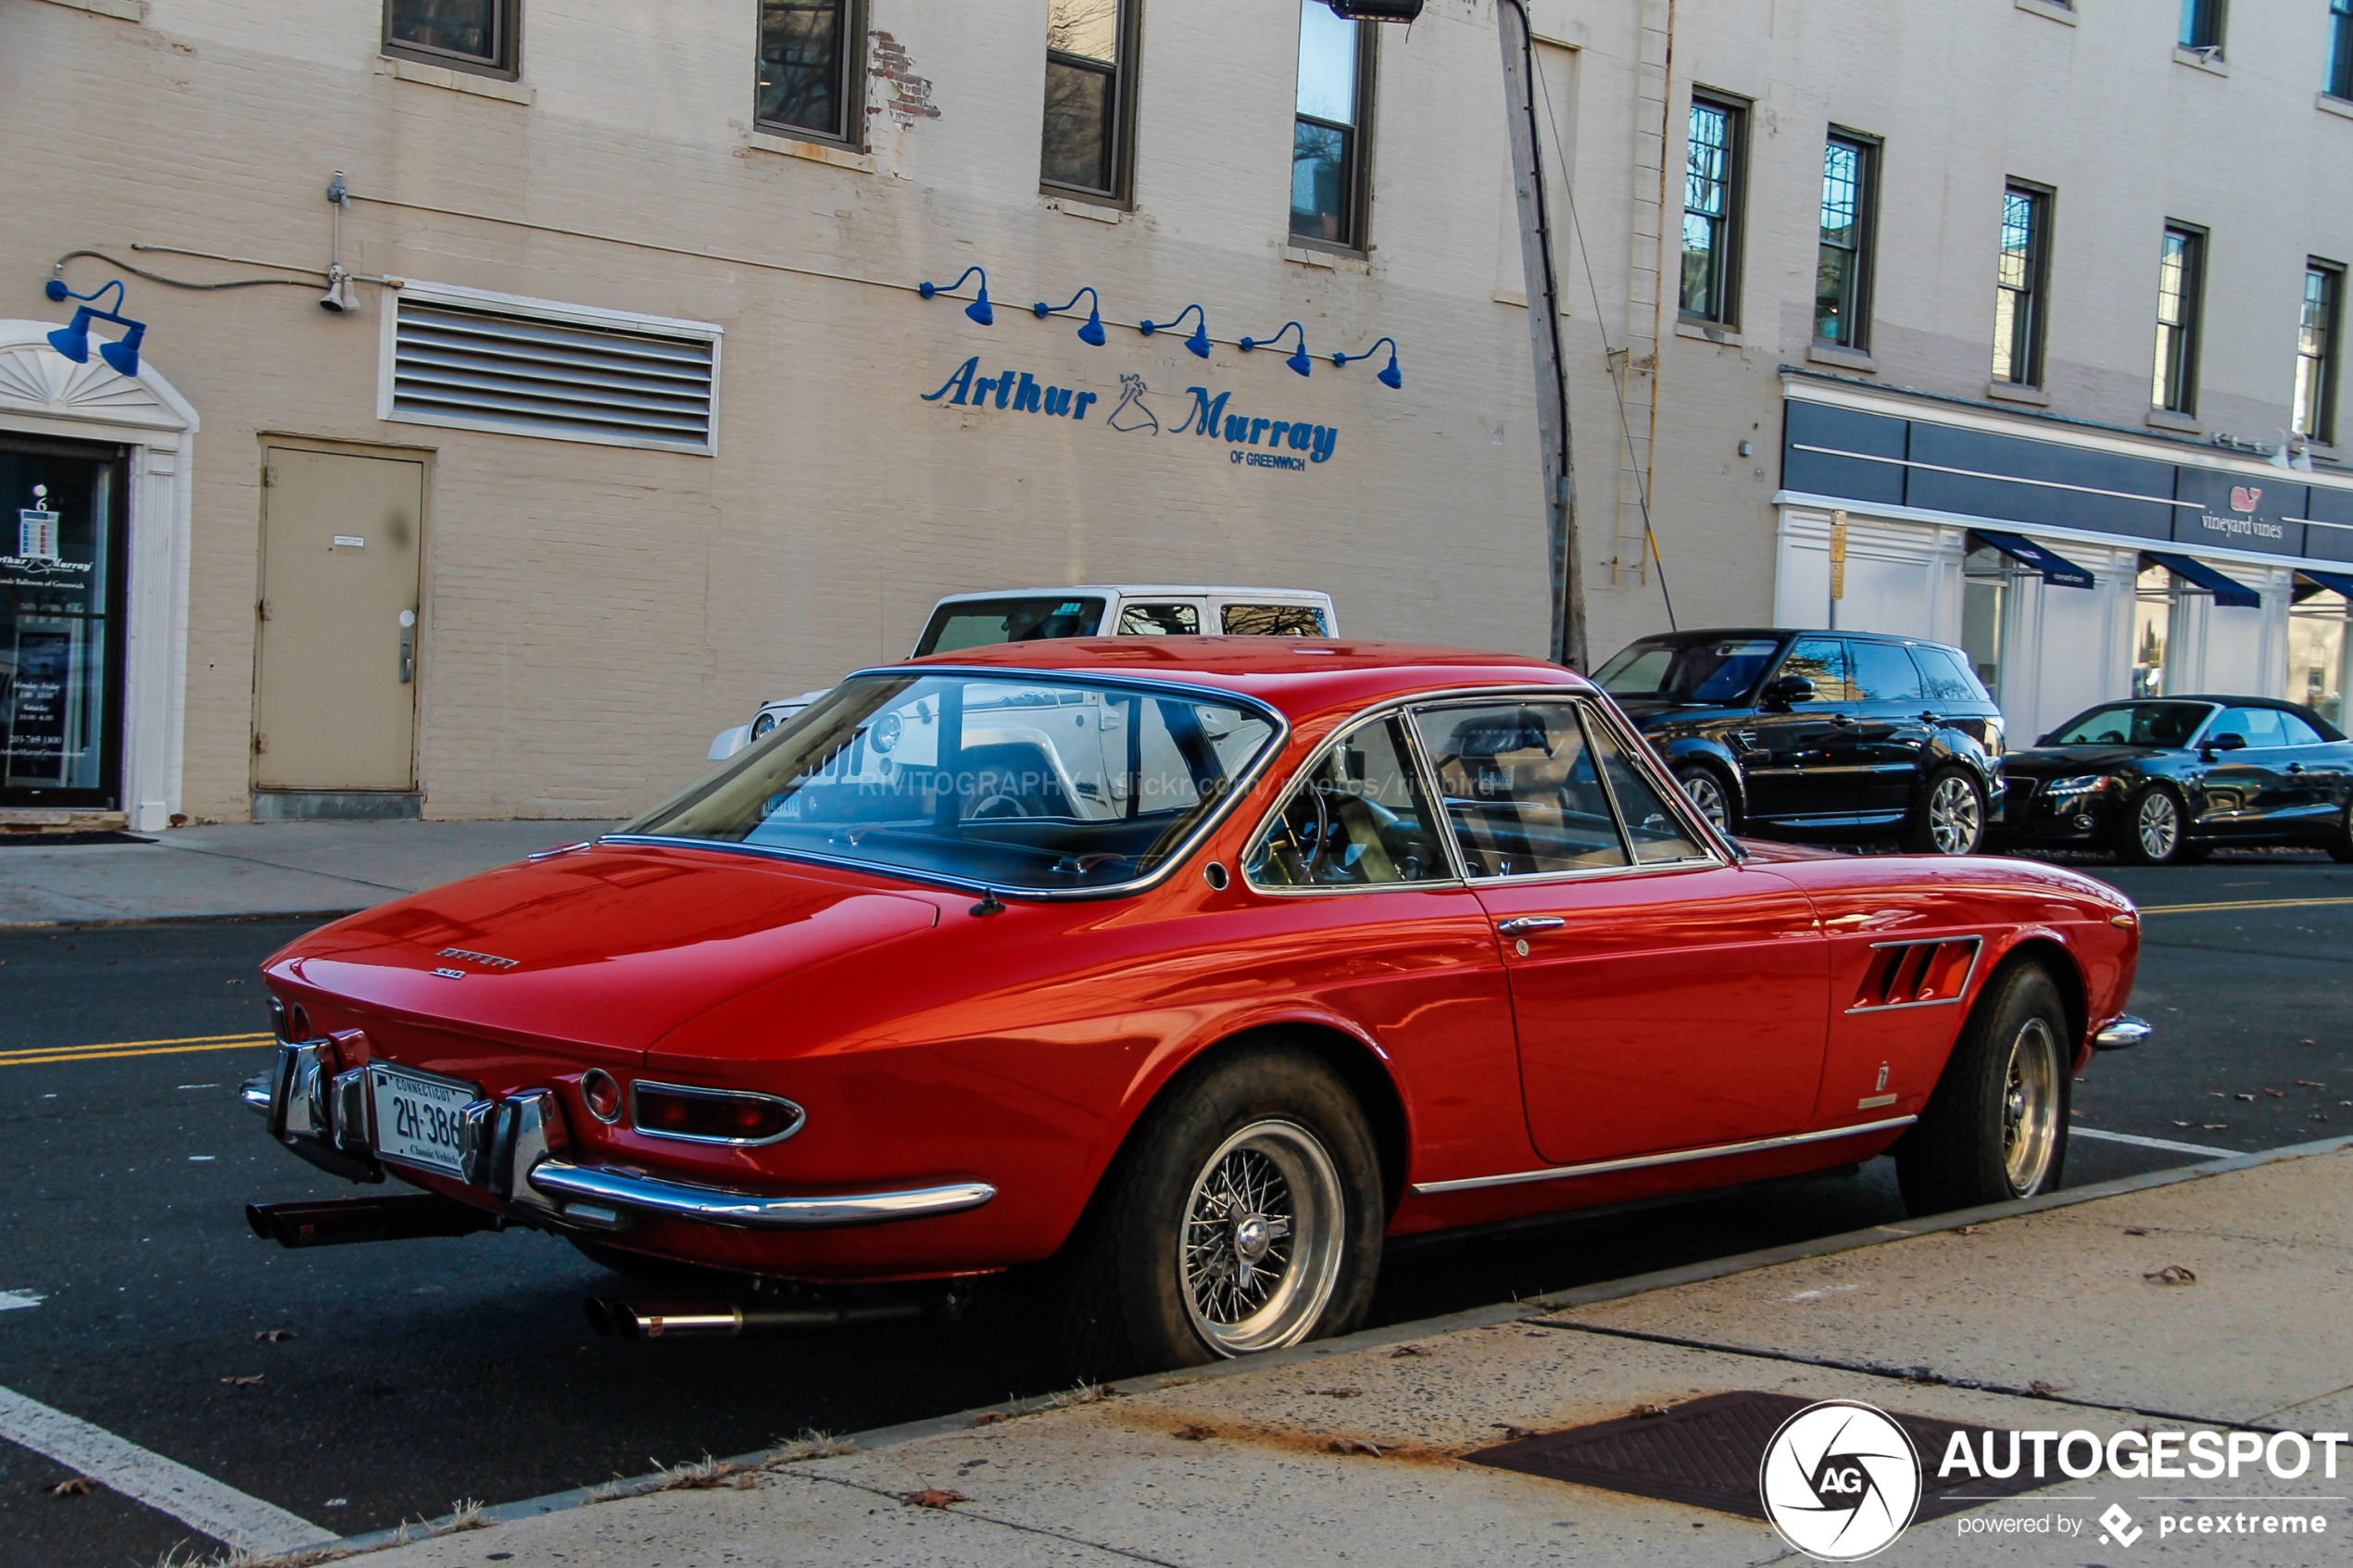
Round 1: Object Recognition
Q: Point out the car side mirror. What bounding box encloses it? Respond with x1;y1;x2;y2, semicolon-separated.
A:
2034;733;2054;746
1763;675;1816;708
2204;732;2247;756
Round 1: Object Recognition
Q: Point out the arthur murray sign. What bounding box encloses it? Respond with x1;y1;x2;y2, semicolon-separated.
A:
921;355;1343;471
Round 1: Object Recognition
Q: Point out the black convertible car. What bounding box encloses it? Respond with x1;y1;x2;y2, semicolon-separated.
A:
1991;696;2353;864
1592;627;2005;854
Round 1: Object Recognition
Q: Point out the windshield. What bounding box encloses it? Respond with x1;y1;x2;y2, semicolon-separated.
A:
1592;636;1785;704
914;596;1108;656
2048;702;2215;748
623;673;1279;892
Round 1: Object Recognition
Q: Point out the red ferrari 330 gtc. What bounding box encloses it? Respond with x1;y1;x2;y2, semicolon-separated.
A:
247;639;2145;1374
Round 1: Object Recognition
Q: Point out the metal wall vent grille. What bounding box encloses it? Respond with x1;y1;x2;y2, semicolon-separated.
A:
390;298;718;453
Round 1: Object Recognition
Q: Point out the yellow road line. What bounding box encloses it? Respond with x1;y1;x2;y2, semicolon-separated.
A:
0;1031;274;1060
2137;896;2353;916
0;1035;273;1069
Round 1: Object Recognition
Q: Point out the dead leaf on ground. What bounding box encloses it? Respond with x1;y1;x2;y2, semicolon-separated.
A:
1630;1403;1672;1419
2296;1079;2325;1088
2027;1379;2068;1397
901;1488;970;1508
1307;1387;1364;1399
254;1328;296;1343
2302;1038;2320;1046
2144;1264;2197;1286
1491;1424;1541;1440
220;1374;264;1386
1953;1224;1982;1236
1388;1344;1428;1359
1173;1424;1214;1441
2310;1113;2331;1123
1329;1439;1386;1457
2235;1093;2258;1102
2263;1088;2285;1098
48;1477;93;1498
972;1411;1014;1426
2202;1123;2229;1130
2123;1227;2151;1236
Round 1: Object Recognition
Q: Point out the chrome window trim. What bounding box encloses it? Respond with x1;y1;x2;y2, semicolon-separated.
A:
630;1079;808;1148
1402;690;1736;887
1239;696;1469;897
1410;1114;1917;1195
609;665;1292;903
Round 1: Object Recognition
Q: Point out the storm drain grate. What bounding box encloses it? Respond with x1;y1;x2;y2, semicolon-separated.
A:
1467;1391;2056;1521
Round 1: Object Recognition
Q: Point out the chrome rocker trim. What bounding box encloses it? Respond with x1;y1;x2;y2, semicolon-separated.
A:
2092;1013;2152;1051
526;1160;997;1230
1410;1115;1919;1196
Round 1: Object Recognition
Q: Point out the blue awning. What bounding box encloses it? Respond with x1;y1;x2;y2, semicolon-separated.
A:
2143;550;2260;608
1968;529;2095;589
2296;567;2353;600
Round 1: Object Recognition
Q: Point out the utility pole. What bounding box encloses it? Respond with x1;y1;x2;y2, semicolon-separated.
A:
1330;0;1586;670
1495;0;1586;671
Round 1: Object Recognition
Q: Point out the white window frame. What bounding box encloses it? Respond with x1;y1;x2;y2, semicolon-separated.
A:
377;280;725;457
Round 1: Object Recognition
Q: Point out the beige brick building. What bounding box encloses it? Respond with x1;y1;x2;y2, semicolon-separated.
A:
2;0;2348;828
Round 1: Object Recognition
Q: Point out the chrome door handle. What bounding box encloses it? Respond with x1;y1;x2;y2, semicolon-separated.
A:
1496;916;1567;936
1830;714;1859;727
2286;763;2306;773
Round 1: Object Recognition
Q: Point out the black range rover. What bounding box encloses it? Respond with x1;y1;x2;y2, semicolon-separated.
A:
1592;628;2007;855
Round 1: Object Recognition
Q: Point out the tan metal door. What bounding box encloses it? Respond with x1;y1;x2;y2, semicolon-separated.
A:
254;447;422;790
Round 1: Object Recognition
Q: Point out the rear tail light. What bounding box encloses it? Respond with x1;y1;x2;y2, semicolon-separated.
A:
630;1082;805;1146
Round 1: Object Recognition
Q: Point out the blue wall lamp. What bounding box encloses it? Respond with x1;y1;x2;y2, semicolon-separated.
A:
1033;286;1105;346
919;266;993;326
1138;303;1213;359
1333;336;1403;389
1239;320;1314;378
43;276;145;377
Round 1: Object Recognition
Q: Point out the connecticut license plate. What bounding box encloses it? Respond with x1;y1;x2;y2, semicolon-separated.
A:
369;1063;479;1178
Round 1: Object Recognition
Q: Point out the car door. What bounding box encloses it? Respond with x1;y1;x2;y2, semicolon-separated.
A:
2196;707;2290;835
1743;636;1868;822
1415;696;1829;1167
1844;639;1931;822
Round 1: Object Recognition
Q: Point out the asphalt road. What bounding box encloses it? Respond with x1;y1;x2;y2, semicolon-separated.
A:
4;854;2348;1568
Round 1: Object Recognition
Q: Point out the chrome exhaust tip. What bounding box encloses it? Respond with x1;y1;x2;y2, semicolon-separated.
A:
584;1293;946;1340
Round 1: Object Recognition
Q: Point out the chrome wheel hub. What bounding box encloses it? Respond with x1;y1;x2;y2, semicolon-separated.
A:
2138;793;2179;859
2001;1017;2060;1197
1682;773;1730;829
1928;775;1982;854
1179;1120;1344;1357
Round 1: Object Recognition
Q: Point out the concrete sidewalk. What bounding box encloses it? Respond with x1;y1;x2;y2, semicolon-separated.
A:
0;821;618;926
346;1142;2353;1568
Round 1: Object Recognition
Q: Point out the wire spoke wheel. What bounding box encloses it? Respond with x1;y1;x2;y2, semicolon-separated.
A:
1927;774;1982;854
2000;1017;2060;1197
1178;1120;1344;1356
2137;791;2180;860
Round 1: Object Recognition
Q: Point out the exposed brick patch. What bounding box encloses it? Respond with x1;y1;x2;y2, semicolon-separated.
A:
867;31;939;128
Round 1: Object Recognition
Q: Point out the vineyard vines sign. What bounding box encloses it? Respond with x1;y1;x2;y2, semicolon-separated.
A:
920;355;1340;470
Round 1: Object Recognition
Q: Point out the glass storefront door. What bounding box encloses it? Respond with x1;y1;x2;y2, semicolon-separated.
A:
2289;587;2349;728
1960;545;2012;700
2132;562;2173;698
2;436;129;808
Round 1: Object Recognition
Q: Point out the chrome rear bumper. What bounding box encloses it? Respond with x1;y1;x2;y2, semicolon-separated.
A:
249;1040;994;1232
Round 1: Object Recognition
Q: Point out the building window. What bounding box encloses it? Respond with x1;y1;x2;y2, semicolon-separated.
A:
2291;583;2349;727
384;0;518;78
2150;223;2205;414
2178;0;2224;52
1816;132;1878;350
1993;183;2052;387
2296;260;2344;443
2332;0;2353;99
1290;0;1375;249
1041;0;1136;203
1680;93;1746;325
758;0;861;145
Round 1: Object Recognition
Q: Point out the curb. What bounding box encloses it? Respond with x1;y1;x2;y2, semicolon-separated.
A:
315;1130;2353;1561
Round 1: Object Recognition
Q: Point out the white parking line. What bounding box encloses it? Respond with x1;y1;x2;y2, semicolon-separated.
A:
0;1291;43;1311
0;1384;335;1557
2073;1126;2237;1158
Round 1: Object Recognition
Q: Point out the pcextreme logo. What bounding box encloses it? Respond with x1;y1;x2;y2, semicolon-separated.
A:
1759;1400;1922;1561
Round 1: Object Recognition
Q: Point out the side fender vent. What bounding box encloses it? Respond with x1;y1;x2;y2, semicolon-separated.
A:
1848;935;1982;1013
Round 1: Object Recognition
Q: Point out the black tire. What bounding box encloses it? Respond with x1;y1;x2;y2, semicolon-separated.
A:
1895;961;2071;1216
2329;800;2353;864
567;1235;748;1289
1052;1042;1384;1383
2117;784;2190;865
1903;768;1986;855
1674;762;1742;835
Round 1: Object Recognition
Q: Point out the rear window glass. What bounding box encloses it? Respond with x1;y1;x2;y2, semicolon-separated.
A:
916;596;1107;656
1117;603;1200;635
1221;603;1327;636
1910;645;1990;705
1848;641;1923;702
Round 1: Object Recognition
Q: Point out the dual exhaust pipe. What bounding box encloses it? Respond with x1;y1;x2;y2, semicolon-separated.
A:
585;1286;969;1340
